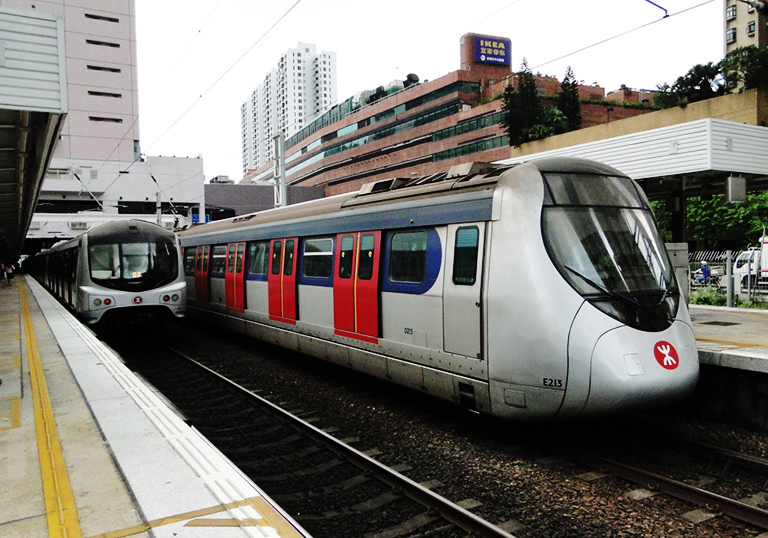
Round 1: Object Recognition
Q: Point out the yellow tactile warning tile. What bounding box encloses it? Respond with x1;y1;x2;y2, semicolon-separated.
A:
86;496;305;538
20;280;82;538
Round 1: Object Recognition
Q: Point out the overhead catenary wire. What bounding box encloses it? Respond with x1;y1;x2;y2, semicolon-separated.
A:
90;0;304;202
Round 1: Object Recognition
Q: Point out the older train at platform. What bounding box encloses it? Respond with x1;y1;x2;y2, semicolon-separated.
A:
179;157;698;421
29;219;186;325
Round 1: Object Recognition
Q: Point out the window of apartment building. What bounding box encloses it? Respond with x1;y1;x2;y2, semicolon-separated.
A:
726;28;737;43
86;39;120;48
726;4;737;20
89;116;123;123
87;64;121;73
85;13;119;23
88;90;122;98
747;20;756;36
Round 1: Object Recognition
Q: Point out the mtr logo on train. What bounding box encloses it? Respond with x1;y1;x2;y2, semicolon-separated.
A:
654;341;679;370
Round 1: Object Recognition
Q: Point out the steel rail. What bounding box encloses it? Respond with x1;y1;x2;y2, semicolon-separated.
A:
563;446;768;529
166;346;517;538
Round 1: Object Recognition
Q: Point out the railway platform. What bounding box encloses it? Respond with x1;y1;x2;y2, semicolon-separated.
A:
0;276;308;538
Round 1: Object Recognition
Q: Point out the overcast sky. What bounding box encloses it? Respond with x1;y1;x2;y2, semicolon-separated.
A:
134;0;724;183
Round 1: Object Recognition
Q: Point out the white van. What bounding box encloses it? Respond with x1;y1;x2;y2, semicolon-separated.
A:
733;241;768;288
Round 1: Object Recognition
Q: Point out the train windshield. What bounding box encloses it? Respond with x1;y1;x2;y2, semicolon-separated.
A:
88;238;179;291
542;172;679;331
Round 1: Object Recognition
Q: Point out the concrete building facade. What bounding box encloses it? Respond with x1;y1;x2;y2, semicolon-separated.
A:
1;0;206;255
241;43;337;172
725;0;767;53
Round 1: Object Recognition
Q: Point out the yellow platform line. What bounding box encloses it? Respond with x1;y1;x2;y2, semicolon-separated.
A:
20;280;82;538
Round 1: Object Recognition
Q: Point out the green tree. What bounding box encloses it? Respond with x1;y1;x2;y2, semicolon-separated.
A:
720;45;768;91
558;66;582;131
686;192;768;250
654;46;768;109
500;58;543;147
671;62;727;104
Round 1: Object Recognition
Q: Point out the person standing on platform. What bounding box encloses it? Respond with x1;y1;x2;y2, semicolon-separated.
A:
4;261;14;287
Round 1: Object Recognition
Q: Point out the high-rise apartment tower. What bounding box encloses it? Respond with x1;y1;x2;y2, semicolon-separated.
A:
241;43;337;172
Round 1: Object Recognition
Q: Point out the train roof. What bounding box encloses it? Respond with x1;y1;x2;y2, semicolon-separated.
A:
86;219;175;240
179;162;513;244
177;157;629;247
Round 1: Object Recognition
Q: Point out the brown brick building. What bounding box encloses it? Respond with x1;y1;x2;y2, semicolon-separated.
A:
243;33;651;196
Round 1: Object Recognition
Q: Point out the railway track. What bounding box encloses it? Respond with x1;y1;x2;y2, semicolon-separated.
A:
108;321;768;537
120;344;517;538
536;420;768;531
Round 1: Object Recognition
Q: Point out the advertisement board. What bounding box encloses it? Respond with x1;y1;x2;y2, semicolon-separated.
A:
474;37;511;66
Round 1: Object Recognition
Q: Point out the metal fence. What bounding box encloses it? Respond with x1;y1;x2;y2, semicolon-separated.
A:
688;250;767;305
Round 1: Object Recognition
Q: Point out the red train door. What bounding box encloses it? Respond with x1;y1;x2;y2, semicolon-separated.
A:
333;231;381;343
225;242;246;312
268;238;298;324
194;245;210;303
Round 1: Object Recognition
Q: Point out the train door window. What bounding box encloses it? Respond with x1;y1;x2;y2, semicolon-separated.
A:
283;240;295;276
271;240;282;274
358;234;375;280
389;231;427;282
211;246;227;274
226;244;236;273
303;238;333;278
235;243;244;272
453;226;479;285
339;235;354;278
202;246;210;272
248;241;269;276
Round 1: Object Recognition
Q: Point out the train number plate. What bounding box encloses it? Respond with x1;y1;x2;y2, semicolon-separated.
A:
543;378;563;389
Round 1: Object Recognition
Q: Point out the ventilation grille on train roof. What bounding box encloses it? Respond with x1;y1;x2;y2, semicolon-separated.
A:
356;162;502;197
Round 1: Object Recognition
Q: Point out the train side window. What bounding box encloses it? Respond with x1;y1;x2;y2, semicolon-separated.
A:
283;240;295;276
389;231;427;283
210;245;227;274
339;235;354;279
271;241;282;275
453;226;479;285
358;234;375;280
248;242;269;275
303;238;333;278
184;249;196;273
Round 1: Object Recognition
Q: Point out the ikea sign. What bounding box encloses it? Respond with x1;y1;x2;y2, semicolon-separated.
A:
474;37;511;66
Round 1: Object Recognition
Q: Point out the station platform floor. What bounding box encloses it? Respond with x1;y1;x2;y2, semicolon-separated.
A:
690;304;768;372
0;276;308;538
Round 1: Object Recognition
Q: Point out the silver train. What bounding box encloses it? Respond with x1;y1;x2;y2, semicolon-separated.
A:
179;157;699;421
30;219;186;325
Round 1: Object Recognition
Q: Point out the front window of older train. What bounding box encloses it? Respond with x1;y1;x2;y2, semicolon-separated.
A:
88;237;178;291
541;172;679;331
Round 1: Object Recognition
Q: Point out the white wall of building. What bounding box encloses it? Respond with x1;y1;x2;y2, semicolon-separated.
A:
7;0;205;245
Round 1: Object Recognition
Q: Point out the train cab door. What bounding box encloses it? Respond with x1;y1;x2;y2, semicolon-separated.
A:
268;238;298;324
333;231;381;342
225;242;246;313
443;223;485;359
194;245;211;303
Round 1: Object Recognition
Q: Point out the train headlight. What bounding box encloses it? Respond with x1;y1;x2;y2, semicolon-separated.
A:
94;299;102;306
104;298;112;306
162;295;171;302
171;294;179;301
